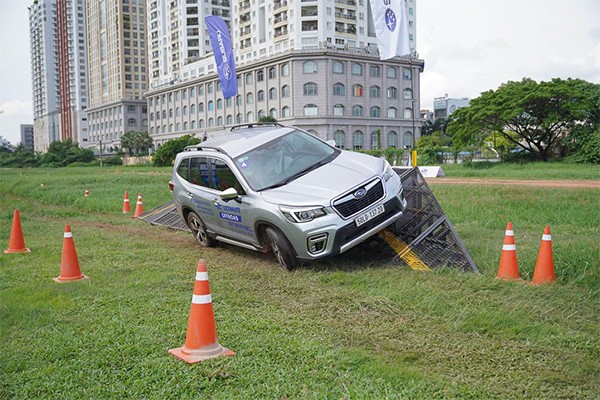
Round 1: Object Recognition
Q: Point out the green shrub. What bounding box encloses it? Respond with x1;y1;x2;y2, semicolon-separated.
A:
153;135;201;166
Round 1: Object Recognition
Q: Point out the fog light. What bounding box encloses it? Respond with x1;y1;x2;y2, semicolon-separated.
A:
308;233;328;254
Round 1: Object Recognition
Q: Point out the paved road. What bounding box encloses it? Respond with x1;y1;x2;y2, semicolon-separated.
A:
426;177;600;189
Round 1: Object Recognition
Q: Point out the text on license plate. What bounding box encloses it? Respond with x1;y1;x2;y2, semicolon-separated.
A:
355;204;385;227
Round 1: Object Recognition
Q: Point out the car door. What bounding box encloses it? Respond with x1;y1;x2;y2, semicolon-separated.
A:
180;156;220;233
207;157;259;244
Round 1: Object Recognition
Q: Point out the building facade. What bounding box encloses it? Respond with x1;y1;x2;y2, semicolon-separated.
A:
146;0;421;150
29;0;90;152
147;0;232;89
86;0;149;152
20;125;35;151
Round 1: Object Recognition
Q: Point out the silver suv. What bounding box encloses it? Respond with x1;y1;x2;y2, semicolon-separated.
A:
170;124;407;270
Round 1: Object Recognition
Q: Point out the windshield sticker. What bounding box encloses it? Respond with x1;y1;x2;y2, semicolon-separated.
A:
237;156;249;168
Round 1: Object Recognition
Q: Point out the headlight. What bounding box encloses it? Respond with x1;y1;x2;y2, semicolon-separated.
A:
280;205;327;223
383;161;395;182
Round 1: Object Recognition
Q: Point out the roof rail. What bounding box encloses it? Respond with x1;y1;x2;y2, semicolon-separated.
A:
229;122;283;131
183;145;228;156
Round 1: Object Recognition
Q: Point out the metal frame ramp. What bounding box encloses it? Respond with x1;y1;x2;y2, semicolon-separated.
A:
138;168;478;272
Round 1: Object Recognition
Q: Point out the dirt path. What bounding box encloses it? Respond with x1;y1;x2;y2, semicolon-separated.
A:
426;177;600;189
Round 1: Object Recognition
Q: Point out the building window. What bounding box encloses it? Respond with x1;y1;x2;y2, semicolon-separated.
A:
183;106;187;116
217;116;223;125
208;118;214;127
199;102;204;112
269;88;277;100
208;100;214;111
333;83;345;96
387;87;397;99
169;108;173;117
369;65;380;77
245;73;253;85
226;115;233;124
257;69;264;81
257;90;265;102
176;107;180;117
200;119;205;128
351;62;363;75
387;131;397;148
236;113;242;123
246;92;254;104
281;63;289;76
268;66;276;79
217;99;223;109
370;85;380;98
191;120;196;129
402;67;411;80
404;131;413;147
258;109;265;119
333;104;344;116
352;130;364;150
246;111;254;122
207;82;213;93
127;105;136;112
282;106;290;117
352;84;363;97
281;85;290;98
371;130;379;148
304;104;318;116
370;106;381;118
333;61;344;74
303;82;318;96
184;121;188;130
387;107;397;118
352;105;363;117
403;88;412;100
334;129;345;149
190;87;196;97
303;61;317;74
190;104;196;114
403;107;412;119
387;66;397;79
270;108;277;118
128;118;136;126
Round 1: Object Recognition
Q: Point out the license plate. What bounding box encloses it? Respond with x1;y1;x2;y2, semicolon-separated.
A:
355;204;385;227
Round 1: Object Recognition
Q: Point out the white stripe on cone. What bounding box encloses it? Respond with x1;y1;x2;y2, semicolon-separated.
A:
64;232;73;238
502;244;516;251
542;234;552;241
195;271;209;281
505;230;514;236
192;294;212;304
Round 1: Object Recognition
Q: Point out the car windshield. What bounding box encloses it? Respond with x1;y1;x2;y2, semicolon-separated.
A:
235;129;339;191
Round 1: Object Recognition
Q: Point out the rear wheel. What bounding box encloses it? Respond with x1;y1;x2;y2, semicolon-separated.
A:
187;212;215;247
265;227;299;271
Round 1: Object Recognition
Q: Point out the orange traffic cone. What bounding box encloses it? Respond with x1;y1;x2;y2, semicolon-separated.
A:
4;209;31;253
84;188;89;197
532;226;556;285
132;193;144;218
169;260;234;364
497;222;520;280
122;191;131;213
53;225;88;282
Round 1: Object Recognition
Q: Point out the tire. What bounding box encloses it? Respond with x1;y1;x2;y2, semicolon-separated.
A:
265;227;299;271
187;212;215;247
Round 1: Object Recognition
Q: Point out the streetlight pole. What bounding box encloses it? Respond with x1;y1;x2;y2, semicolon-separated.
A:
99;139;103;168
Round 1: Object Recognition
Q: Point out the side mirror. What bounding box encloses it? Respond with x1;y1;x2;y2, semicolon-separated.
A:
220;187;241;203
326;139;336;147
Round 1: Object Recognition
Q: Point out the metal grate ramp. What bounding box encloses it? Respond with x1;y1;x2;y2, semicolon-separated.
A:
137;201;190;232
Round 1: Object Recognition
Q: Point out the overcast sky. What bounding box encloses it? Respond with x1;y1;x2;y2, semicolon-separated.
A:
1;0;599;145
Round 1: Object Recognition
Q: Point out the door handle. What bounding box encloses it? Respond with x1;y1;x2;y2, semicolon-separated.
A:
186;192;194;198
211;198;219;205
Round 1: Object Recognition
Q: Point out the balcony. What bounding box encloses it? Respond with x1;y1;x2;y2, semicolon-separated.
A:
301;9;318;17
335;12;356;20
239;1;250;11
211;0;230;6
334;0;356;5
274;15;288;24
274;1;288;11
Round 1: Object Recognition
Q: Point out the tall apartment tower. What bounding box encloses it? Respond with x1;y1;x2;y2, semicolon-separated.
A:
86;0;149;152
29;0;90;152
146;0;423;150
147;0;231;89
232;0;417;65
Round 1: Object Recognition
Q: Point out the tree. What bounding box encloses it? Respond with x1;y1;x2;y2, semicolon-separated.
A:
258;115;278;123
446;78;600;161
120;131;153;156
152;135;201;166
40;139;94;167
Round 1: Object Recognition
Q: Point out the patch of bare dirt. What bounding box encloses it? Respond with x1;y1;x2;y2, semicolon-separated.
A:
426;178;600;189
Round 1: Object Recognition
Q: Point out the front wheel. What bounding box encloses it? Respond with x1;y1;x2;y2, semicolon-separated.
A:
187;212;215;247
265;227;299;271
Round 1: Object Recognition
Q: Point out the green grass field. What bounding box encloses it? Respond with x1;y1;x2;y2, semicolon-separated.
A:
438;162;600;180
1;166;599;399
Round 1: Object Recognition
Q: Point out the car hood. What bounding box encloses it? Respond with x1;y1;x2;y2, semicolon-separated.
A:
261;151;384;206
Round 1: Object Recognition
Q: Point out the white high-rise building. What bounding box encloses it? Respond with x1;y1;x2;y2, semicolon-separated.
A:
147;0;232;89
29;0;90;152
146;0;423;150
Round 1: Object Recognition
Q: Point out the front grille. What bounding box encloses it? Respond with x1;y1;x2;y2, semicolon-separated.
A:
333;179;384;218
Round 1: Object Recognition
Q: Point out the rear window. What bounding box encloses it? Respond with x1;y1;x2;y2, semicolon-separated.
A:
176;158;190;181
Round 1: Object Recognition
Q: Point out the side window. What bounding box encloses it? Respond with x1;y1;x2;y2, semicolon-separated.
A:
177;158;190;181
189;157;210;187
210;158;246;195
